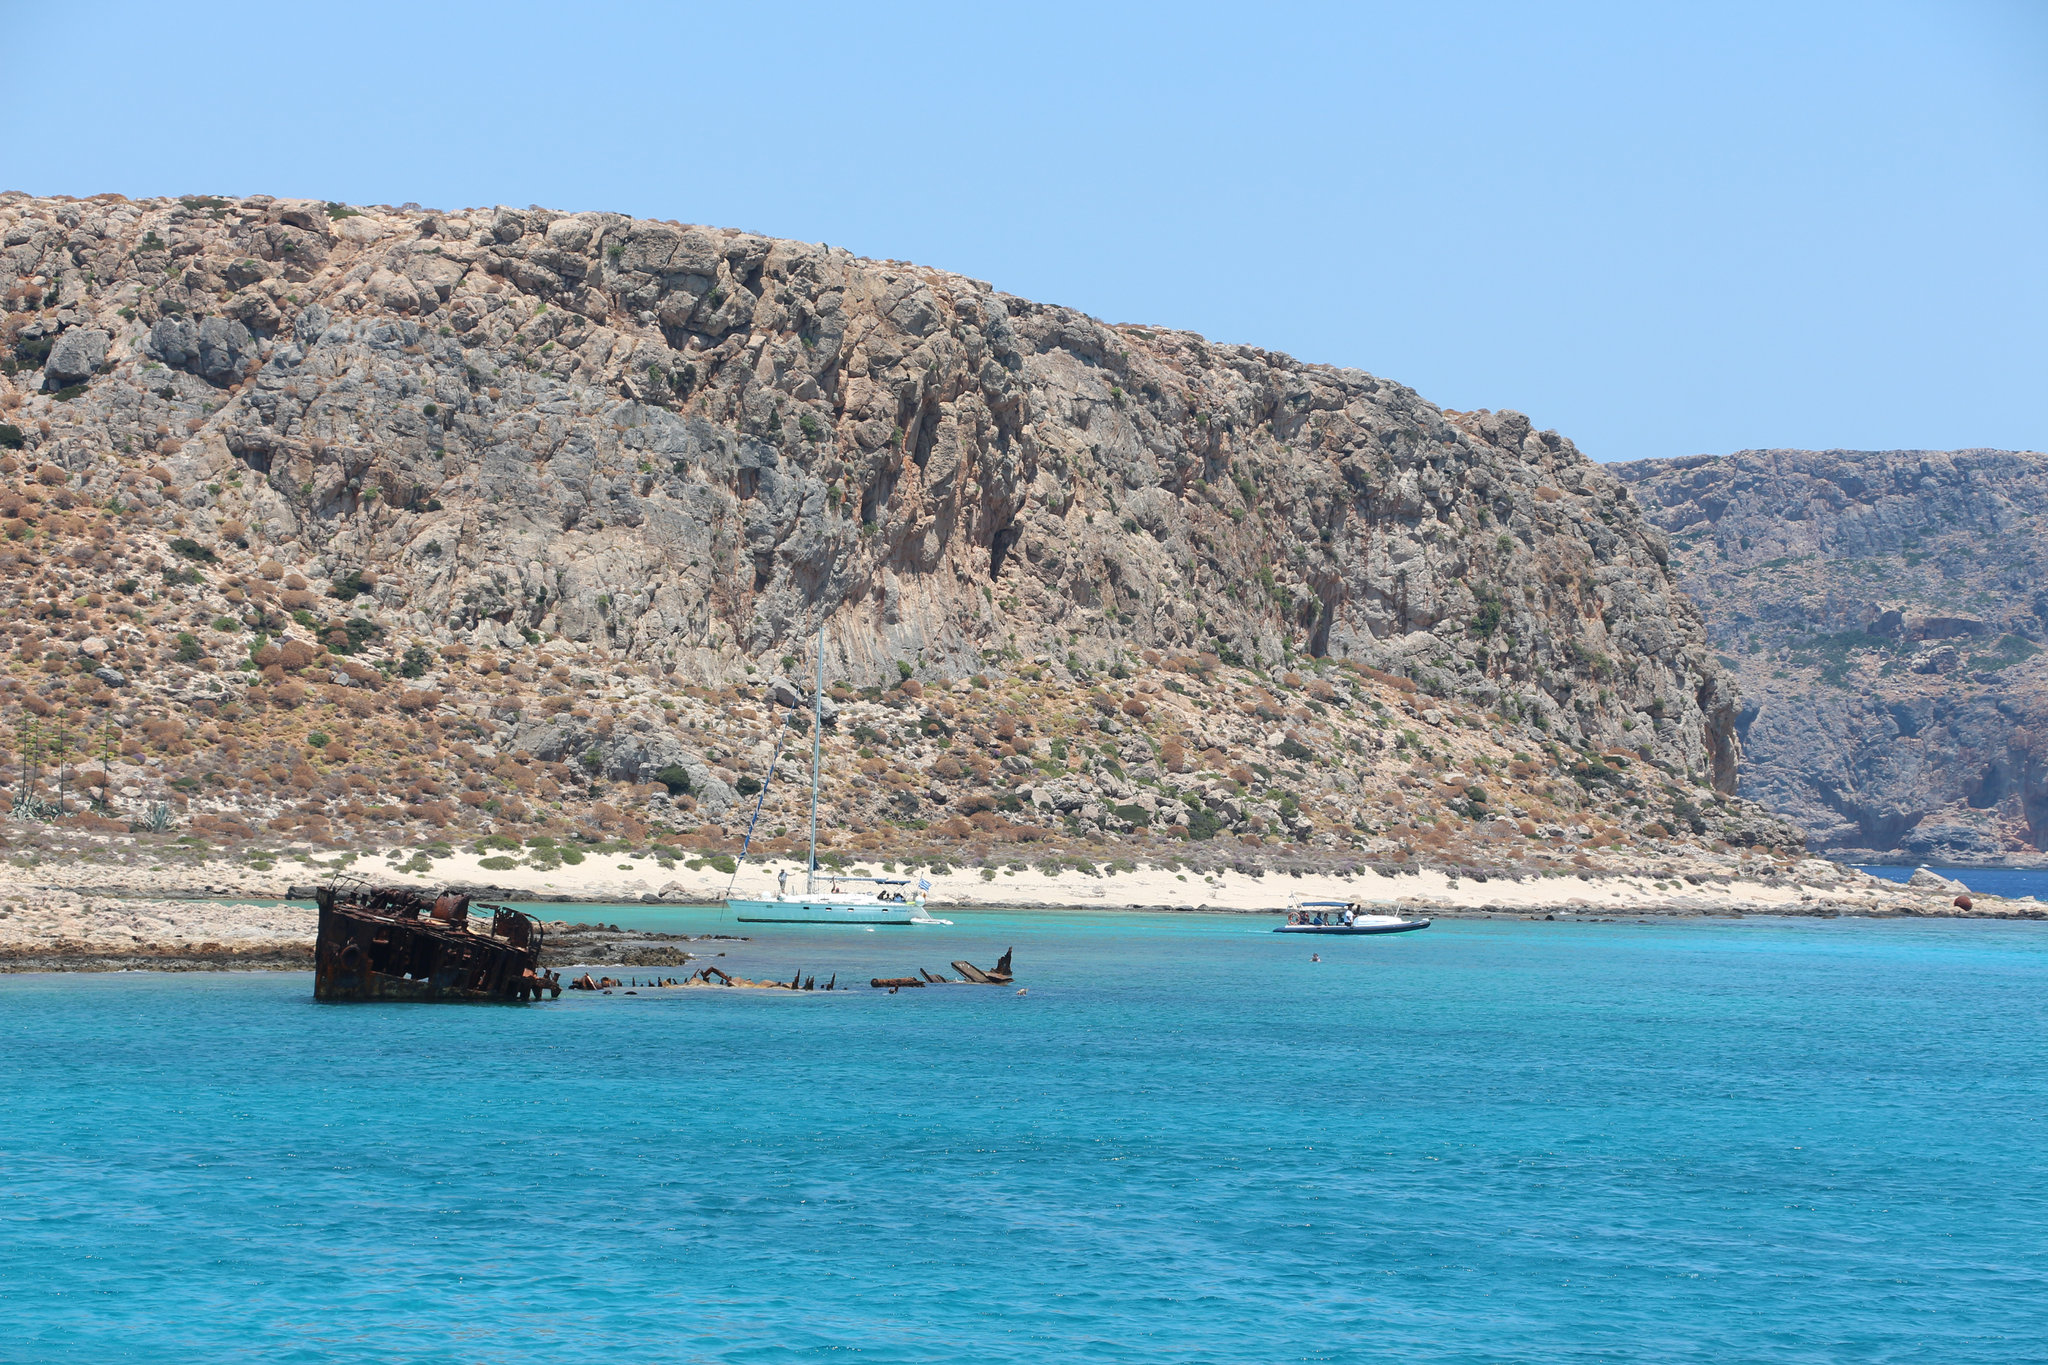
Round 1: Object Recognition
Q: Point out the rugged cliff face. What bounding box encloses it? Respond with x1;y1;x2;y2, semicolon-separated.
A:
0;190;1790;864
1618;448;2048;859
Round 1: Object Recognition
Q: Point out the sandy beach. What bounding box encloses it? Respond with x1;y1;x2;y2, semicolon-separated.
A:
0;847;2037;972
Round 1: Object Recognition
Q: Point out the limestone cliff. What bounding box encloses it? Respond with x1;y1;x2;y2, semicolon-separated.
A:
0;190;1791;865
1618;448;2048;859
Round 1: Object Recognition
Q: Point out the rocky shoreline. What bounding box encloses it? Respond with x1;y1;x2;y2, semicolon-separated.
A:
0;900;733;978
1825;851;2048;870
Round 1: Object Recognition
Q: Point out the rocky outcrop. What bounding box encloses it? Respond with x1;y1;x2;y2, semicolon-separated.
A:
1;191;1741;781
42;327;107;387
1618;448;2048;857
0;190;1795;864
507;713;737;817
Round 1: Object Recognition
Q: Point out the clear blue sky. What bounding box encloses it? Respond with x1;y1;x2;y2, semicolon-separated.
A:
8;0;2042;461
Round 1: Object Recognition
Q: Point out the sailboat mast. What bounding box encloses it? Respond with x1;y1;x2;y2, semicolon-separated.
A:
807;619;824;894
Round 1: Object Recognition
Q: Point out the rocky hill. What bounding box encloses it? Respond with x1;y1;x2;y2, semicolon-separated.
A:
1617;448;2048;860
0;189;1797;878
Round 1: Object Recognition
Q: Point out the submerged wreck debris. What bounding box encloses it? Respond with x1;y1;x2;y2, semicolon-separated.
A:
314;882;561;1003
674;965;839;990
569;974;689;991
875;949;1017;990
951;948;1015;985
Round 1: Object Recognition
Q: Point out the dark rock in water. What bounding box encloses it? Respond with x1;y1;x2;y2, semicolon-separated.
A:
445;882;574;902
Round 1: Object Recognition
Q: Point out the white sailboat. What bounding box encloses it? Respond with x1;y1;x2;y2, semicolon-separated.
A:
724;622;948;926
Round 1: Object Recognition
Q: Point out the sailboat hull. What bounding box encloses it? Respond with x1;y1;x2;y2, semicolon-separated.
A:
727;898;931;925
727;625;947;926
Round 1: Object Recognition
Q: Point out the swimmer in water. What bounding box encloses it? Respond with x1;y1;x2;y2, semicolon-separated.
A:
1311;952;1322;962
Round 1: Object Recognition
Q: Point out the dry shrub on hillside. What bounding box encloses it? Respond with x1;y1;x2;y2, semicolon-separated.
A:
326;688;378;718
334;660;381;687
494;758;535;791
1353;665;1416;694
139;718;182;746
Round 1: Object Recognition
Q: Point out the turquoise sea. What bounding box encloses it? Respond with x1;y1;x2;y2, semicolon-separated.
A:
1854;864;2048;900
5;908;2046;1362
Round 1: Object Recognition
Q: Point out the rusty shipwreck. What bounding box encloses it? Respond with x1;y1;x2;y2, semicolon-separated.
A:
314;882;563;1003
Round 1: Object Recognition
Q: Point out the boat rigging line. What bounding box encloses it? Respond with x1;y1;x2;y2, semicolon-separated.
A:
725;594;833;904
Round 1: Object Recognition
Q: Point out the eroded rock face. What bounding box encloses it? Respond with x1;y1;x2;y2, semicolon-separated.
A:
42;327;107;387
143;316;258;387
2;190;1737;792
1619;448;2048;855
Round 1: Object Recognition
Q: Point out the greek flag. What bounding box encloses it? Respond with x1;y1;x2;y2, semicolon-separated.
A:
917;877;932;891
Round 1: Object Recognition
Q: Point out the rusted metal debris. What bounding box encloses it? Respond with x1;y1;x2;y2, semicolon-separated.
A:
667;965;839;990
875;948;1015;989
569;974;688;990
950;948;1014;985
314;882;561;1003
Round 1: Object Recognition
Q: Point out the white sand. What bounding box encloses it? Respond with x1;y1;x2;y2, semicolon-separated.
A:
2;852;2033;967
0;848;2032;952
256;849;2019;920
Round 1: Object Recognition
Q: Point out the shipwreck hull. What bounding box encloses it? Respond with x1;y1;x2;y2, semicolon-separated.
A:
314;885;560;1004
